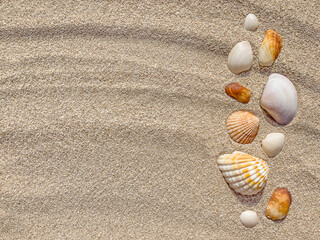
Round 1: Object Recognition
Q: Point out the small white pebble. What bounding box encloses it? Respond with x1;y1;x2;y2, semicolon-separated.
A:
244;14;259;31
240;210;259;228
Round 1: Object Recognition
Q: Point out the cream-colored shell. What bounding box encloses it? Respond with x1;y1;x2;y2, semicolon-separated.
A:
240;210;259;228
226;111;260;144
261;133;285;158
227;41;253;74
217;151;269;195
244;14;259;31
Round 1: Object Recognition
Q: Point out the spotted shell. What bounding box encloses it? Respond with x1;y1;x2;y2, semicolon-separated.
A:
217;151;269;195
226;111;260;144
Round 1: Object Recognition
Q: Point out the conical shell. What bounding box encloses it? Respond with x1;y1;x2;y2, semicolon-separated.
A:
226;111;260;144
217;151;269;195
258;30;283;66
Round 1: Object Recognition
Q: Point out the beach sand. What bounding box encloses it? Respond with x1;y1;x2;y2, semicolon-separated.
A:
1;1;319;239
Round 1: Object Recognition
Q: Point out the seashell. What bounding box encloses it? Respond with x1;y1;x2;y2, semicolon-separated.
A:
266;188;292;220
225;83;251;103
240;210;259;228
244;14;259;31
260;73;298;125
226;111;260;144
261;133;285;158
217;151;269;196
227;41;253;74
258;30;283;66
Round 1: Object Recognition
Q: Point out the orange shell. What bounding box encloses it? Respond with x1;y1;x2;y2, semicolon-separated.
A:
226;111;260;144
266;188;292;220
259;30;283;66
225;83;251;103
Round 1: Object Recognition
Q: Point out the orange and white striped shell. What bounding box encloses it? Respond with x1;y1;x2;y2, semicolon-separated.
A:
217;151;269;195
226;111;260;144
258;30;283;66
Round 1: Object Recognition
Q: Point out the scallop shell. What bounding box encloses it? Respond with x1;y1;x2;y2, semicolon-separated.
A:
227;41;253;74
217;151;269;195
258;30;283;66
226;111;260;144
260;73;297;125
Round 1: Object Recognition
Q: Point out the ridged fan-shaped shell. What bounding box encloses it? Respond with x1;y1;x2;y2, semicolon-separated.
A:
258;30;283;66
226;111;260;144
217;151;269;195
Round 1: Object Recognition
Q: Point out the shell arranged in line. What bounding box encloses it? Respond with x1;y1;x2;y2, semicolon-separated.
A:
261;133;285;158
258;30;283;66
240;210;259;228
217;151;269;195
260;73;297;125
226;111;260;144
227;41;253;74
266;188;292;220
225;83;251;103
244;13;259;31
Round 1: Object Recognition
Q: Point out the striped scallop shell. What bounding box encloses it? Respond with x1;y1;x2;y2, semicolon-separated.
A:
226;111;260;144
258;30;283;66
217;151;269;195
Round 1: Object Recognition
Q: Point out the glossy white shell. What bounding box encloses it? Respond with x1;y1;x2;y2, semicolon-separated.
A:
244;14;258;31
227;41;253;74
217;151;269;196
260;73;298;125
262;133;285;158
240;210;259;228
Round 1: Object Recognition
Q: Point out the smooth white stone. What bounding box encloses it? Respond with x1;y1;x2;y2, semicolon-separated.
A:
262;133;285;158
244;14;259;31
240;210;259;228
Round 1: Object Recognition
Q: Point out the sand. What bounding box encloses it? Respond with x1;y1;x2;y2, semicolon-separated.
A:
1;0;319;239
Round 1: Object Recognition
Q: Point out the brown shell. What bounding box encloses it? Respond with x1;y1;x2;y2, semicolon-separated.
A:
225;83;251;103
266;188;292;220
259;30;283;66
226;111;260;144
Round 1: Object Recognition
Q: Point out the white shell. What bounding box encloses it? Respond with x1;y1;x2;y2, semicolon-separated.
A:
262;133;285;158
260;73;298;125
217;151;269;196
240;210;259;228
227;41;253;74
244;14;258;31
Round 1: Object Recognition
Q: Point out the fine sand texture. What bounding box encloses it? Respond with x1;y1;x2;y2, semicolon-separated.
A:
1;1;319;239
